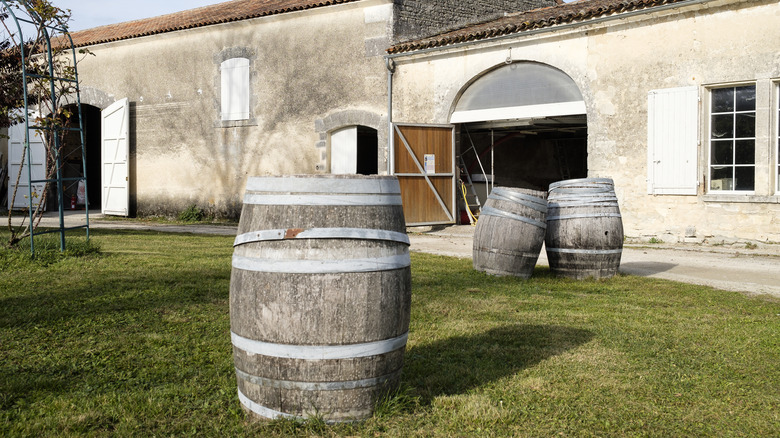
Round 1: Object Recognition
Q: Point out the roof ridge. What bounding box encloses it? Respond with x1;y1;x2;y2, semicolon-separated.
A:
387;0;695;54
68;0;361;48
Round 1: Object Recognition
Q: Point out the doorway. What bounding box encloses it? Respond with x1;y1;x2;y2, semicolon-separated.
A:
57;104;101;210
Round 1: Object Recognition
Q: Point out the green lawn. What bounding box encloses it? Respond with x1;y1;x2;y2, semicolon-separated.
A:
1;229;778;437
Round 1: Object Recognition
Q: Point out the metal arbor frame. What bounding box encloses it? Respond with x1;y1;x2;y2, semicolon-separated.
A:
1;0;89;255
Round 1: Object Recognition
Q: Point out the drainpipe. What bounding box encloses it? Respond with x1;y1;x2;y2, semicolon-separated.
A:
385;56;395;175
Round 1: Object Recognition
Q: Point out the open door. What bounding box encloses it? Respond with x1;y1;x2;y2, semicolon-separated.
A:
101;98;129;216
393;124;455;225
7;115;46;210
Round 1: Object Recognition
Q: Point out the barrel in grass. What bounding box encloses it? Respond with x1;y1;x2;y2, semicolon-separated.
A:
473;186;548;278
230;175;411;423
545;178;624;280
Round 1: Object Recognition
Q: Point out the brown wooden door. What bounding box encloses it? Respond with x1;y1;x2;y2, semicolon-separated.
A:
393;124;455;225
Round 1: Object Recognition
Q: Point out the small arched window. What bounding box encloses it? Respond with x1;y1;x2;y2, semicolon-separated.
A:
330;126;378;175
220;57;250;121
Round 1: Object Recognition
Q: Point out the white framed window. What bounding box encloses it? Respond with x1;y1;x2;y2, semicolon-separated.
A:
776;84;780;194
220;57;250;121
708;84;756;192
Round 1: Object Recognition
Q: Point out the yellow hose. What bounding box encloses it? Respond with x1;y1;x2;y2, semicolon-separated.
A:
460;181;478;225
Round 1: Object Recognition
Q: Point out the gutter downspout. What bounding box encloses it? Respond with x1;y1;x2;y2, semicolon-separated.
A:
385;56;396;175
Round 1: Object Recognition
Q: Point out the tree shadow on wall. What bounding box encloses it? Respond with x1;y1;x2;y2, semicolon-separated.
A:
403;324;593;404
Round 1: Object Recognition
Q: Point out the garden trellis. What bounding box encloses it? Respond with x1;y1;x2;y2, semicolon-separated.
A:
1;0;89;254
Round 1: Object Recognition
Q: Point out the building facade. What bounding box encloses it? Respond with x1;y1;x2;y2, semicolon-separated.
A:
387;0;780;242
61;0;554;218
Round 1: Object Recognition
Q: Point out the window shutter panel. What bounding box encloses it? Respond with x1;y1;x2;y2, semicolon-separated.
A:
647;86;699;195
221;58;250;121
330;126;358;174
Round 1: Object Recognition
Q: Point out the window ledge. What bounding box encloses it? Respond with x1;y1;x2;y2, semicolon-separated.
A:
702;194;780;204
216;118;257;128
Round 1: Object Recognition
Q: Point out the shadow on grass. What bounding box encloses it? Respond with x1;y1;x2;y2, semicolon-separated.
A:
403;324;593;403
0;228;232;328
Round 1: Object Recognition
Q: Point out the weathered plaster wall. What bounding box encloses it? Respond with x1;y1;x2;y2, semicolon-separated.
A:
391;0;780;242
76;0;391;218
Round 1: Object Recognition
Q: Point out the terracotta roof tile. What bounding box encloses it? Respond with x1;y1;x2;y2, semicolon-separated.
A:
67;0;361;47
387;0;695;54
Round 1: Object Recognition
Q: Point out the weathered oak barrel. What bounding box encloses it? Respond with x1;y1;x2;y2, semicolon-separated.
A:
473;186;548;278
545;178;623;279
230;175;411;422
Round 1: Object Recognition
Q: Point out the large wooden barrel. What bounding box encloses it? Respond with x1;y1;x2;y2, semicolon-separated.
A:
473;186;548;278
230;175;411;423
545;178;623;279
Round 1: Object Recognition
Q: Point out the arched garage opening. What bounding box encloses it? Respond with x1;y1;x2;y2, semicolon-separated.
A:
452;62;588;220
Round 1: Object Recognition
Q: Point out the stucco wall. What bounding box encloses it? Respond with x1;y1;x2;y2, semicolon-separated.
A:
390;0;780;242
76;0;392;218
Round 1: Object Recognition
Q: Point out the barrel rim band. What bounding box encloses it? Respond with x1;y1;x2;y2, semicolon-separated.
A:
549;178;614;190
488;193;548;212
235;367;401;391
246;176;401;195
546;248;623;255
480;206;547;229
232;253;411;274
474;246;542;259
238;388;299;420
231;331;409;360
490;188;547;208
546;213;623;221
243;193;403;206
234;228;410;247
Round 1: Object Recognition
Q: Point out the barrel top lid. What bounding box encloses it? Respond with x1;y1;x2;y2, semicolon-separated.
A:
246;175;401;195
549;178;614;191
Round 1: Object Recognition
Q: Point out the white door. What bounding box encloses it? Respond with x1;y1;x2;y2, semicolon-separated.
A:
330;126;358;174
102;98;129;216
7;115;46;210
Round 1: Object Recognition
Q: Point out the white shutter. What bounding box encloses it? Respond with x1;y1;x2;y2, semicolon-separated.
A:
7;114;46;210
102;98;130;216
330;126;358;174
647;86;699;195
221;58;250;121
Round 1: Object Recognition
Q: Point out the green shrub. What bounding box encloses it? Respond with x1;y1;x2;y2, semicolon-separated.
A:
178;204;205;222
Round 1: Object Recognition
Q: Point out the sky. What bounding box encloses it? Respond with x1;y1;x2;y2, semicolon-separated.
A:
53;0;578;32
54;0;227;31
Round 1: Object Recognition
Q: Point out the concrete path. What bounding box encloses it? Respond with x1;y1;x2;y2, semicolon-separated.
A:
10;211;780;298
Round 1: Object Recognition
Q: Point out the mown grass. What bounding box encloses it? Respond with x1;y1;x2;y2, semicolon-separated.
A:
0;229;778;437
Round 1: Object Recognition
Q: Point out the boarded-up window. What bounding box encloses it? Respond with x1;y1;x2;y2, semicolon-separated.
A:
647;86;699;195
221;58;250;121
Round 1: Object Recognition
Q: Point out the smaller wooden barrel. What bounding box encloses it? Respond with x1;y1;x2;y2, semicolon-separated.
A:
473;186;548;278
545;178;623;279
230;175;411;423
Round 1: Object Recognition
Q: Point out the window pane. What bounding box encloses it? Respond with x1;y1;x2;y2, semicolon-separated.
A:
735;113;755;138
711;140;733;165
735;140;754;164
710;167;733;190
734;166;755;190
735;86;756;112
711;114;733;138
712;88;734;112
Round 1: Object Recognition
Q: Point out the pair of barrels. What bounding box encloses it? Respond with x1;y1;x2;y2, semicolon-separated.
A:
230;175;411;423
473;178;623;280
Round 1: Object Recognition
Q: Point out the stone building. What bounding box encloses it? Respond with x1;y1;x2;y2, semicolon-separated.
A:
387;0;780;242
23;0;552;218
